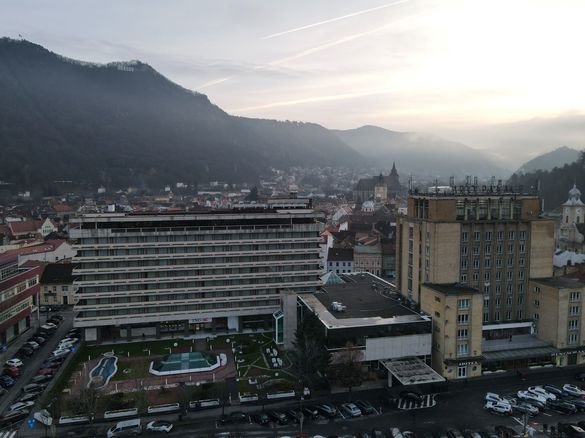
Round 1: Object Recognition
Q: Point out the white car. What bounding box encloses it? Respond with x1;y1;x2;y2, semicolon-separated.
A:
5;358;23;368
51;348;70;358
146;420;173;433
7;401;35;413
563;384;585;397
58;338;79;349
484;401;513;415
528;386;556;401
25;341;40;350
484;392;510;405
341;403;362;417
517;390;547;404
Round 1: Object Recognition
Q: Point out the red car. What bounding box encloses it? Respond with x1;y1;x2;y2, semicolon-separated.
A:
3;367;20;378
36;368;55;376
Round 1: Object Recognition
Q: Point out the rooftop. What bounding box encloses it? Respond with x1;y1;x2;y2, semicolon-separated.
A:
40;263;74;284
532;276;585;289
423;283;481;295
299;272;428;329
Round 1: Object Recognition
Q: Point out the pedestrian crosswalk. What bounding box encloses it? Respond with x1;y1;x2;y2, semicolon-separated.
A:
0;431;17;438
398;394;437;410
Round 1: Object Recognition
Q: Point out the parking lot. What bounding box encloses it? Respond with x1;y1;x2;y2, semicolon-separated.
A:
0;309;75;431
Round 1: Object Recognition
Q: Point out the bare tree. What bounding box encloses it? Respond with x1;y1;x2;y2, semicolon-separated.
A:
334;342;364;401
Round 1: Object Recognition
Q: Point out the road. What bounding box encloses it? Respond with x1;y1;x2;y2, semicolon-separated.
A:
0;310;73;415
20;364;585;437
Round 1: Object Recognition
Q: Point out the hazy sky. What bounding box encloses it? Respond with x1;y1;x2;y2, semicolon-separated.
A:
2;0;585;156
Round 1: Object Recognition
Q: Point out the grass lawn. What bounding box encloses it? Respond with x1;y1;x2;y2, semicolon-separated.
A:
187;381;227;400
111;359;151;381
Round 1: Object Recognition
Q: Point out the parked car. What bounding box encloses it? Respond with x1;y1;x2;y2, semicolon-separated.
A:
285;409;303;423
462;430;482;438
25;341;40;351
40;361;59;370
4;366;21;378
250;412;270;425
302;405;320;420
484;401;512;415
484;393;510;405
543;384;567;397
341;403;362;417
0;409;30;428
7;401;34;413
564;384;585;398
0;376;16;388
32;374;53;384
571;399;585;412
18;392;41;403
317;403;338;418
51;348;70;358
528;386;556;401
17;346;34;358
47;318;61;326
0;387;7;397
50;314;64;322
32;336;46;345
218;411;249;425
59;337;79;347
146;420;173;433
267;411;289;425
517;390;547;405
509;400;539;416
557;423;585;437
36;368;56;376
548;399;578;414
355;400;376;415
5;358;23;368
400;390;423;404
22;383;46;394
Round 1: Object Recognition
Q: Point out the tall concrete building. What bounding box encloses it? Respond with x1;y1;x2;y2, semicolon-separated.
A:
70;200;323;342
396;185;555;378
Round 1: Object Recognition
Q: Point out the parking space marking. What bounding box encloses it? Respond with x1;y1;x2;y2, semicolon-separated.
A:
398;394;437;410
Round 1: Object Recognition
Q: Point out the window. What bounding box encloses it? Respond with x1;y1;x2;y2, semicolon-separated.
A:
461;259;468;269
484;258;491;268
484;272;490;281
495;297;501;307
497;231;504;241
507;258;514;267
483;284;490;294
457;343;468;356
497;244;503;255
534;313;539;320
457;365;467;378
506;310;512;320
516;309;523;319
483;312;489;323
457;328;468;339
570;306;580;316
460;273;467;282
496;258;502;268
534;286;541;293
519;258;525;267
495;284;502;294
434;296;441;302
457;314;469;325
485;244;492;255
462;231;469;242
458;298;470;310
507;283;513;293
473;258;480;269
507;271;513;281
519;243;526;254
517;295;524;305
507;296;513;305
519;231;526;240
518;270;525;280
570;292;581;302
508;243;514;254
461;246;468;256
474;231;481;241
508;231;515;240
485;231;492;241
494;311;500;321
569;319;579;330
473;246;480;256
569;333;578;345
472;272;479;282
434;311;441;318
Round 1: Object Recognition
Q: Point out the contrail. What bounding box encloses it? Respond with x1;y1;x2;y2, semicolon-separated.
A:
261;0;410;40
230;88;396;113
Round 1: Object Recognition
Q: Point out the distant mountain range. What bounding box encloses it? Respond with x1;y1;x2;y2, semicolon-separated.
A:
516;146;583;174
0;38;510;190
334;126;507;179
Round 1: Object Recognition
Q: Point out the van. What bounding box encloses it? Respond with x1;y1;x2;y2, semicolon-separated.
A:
107;418;142;437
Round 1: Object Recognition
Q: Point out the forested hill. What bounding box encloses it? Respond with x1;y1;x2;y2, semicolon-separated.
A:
0;38;362;189
508;152;585;210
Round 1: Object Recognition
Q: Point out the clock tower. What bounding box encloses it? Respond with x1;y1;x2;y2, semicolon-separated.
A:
559;183;585;252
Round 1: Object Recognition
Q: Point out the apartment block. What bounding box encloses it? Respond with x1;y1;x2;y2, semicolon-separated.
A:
70;202;323;342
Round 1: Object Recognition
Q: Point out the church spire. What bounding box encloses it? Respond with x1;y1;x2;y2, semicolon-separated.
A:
390;161;398;176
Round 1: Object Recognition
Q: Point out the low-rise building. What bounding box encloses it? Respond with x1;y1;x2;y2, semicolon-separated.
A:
40;263;76;307
326;248;353;274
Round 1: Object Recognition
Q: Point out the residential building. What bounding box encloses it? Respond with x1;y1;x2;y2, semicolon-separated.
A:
0;254;42;345
326;248;353;274
70;201;323;343
354;241;383;276
396;186;555;378
6;240;75;264
40;263;76;307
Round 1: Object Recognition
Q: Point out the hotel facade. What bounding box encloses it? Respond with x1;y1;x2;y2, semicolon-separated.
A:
70;201;323;342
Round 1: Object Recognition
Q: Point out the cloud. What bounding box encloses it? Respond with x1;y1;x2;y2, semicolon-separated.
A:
261;0;410;39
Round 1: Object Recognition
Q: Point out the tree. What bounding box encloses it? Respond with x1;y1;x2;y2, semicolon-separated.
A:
246;186;259;202
72;385;99;436
291;311;331;388
334;342;363;401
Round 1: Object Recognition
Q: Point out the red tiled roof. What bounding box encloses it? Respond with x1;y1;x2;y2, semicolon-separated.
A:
51;203;74;213
7;220;41;235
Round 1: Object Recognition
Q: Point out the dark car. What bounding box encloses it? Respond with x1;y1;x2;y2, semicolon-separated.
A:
524;398;546;410
571;399;585;412
285;409;302;423
36;368;56;376
250;412;270;426
0;376;15;388
548;399;578;414
40;361;59;370
0;409;30;428
543;384;566;397
355;400;376;415
302;405;320;420
18;392;40;403
267;410;288;425
400;390;424;404
32;374;53;384
32;336;46;345
558;423;585;437
218;411;248;425
51;314;64;321
317;403;338;418
22;383;46;394
17;346;34;358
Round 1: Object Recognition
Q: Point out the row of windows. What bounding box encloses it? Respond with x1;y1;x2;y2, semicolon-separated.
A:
462;230;527;242
461;243;526;256
1;277;36;303
78;298;281;319
461;257;525;269
0;298;31;324
461;271;526;284
484;309;523;322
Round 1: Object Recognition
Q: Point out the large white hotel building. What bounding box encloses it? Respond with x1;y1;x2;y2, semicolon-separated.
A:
70;199;323;342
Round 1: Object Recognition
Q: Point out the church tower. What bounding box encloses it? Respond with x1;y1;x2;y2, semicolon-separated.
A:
559;183;585;252
563;183;584;225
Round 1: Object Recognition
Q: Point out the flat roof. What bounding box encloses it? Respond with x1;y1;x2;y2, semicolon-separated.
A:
423;283;481;295
299;272;429;329
532;276;585;289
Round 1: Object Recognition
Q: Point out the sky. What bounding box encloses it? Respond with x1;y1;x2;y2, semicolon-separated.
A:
2;0;585;162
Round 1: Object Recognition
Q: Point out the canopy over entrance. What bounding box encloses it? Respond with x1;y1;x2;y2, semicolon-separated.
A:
380;357;445;386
